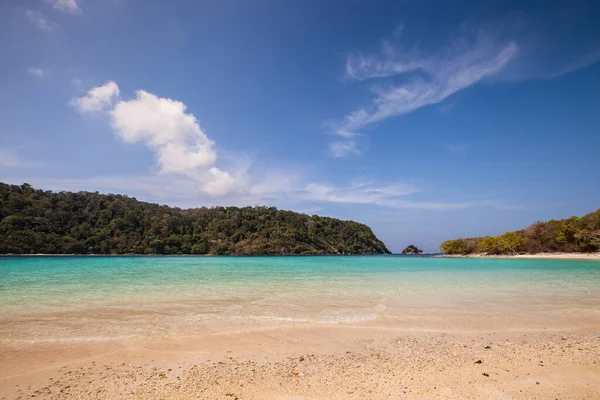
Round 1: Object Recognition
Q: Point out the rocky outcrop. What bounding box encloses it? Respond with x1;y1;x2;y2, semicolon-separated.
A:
401;245;423;255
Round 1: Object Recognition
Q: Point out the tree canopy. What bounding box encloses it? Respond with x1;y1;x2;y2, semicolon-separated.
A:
0;182;390;255
440;210;600;255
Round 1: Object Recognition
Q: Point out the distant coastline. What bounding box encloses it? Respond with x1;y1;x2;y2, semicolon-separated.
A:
0;253;391;257
2;251;597;260
0;253;438;257
440;252;600;260
439;208;599;256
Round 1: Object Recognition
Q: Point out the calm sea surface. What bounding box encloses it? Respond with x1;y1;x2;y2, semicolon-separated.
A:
1;256;599;342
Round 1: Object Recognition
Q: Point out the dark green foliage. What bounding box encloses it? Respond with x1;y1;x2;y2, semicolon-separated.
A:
440;209;600;255
0;182;390;255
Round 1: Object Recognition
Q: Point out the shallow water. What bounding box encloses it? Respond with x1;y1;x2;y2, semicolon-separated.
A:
1;256;599;342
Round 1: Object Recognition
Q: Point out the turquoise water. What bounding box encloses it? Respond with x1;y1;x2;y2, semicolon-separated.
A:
1;256;599;341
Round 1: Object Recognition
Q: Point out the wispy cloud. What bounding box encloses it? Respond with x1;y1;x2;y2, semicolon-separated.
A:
15;172;493;211
537;48;600;79
66;81;511;211
438;99;458;115
301;181;479;210
0;148;45;169
329;140;359;158
496;46;600;82
344;32;517;125
303;181;418;206
331;27;518;156
25;10;59;32
45;0;82;14
27;68;45;78
487;8;600;82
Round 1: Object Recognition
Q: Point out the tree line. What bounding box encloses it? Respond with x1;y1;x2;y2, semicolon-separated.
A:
0;182;390;255
439;209;600;255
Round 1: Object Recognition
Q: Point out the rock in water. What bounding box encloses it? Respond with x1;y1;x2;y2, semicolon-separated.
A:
401;245;423;255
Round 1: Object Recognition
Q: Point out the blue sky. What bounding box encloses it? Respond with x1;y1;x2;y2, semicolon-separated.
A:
1;0;600;252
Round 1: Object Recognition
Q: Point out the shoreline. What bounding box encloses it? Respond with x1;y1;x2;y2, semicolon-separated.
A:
0;253;392;257
439;252;600;260
2;252;599;259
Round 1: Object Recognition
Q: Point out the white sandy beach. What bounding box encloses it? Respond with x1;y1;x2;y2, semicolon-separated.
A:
2;321;599;399
442;252;600;260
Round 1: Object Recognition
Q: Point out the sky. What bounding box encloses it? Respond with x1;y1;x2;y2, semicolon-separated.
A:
1;0;600;252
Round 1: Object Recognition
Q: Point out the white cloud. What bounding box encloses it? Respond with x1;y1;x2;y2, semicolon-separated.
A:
46;0;82;14
72;82;241;197
28;68;45;78
109;89;240;197
67;82;507;210
26;10;58;32
70;81;120;112
332;28;518;156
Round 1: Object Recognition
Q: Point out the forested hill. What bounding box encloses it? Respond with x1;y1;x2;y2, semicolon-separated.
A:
440;209;600;255
0;182;390;255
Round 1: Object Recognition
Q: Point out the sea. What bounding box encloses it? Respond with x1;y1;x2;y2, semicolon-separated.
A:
1;255;599;343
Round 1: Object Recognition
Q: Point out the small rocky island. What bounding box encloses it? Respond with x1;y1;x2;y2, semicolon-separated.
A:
401;245;423;255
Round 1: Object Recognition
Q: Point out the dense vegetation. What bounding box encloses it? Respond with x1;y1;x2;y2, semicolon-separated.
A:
0;182;390;255
440;209;600;255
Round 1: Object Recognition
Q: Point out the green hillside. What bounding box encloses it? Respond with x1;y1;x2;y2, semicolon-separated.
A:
0;182;390;255
440;209;600;255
